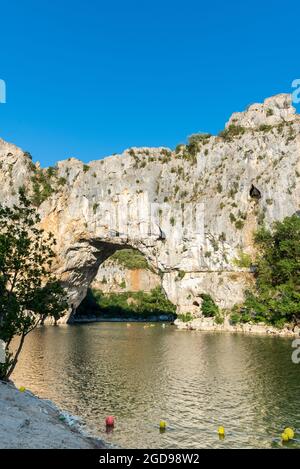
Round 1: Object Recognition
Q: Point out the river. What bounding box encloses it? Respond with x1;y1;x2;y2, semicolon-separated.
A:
12;322;300;448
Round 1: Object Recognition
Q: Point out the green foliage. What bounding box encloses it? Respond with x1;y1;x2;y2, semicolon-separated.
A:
160;149;172;160
200;293;219;318
110;248;150;270
77;287;176;319
233;251;252;268
235;219;244;230
186;133;211;157
230;310;241;325
177;312;193;323
258;124;273;132
237;215;300;325
229;213;236;223
170;216;175;226
214;311;224;324
46;166;57;178
83;164;90;173
175;144;184;154
57;177;67;186
30;164;67;207
31;170;54;206
0;190;67;380
218;125;246;141
92;203;99;214
176;270;186;281
229;181;239;198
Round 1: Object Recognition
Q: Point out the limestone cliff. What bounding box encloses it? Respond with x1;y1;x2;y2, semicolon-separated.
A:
0;93;299;321
92;259;160;294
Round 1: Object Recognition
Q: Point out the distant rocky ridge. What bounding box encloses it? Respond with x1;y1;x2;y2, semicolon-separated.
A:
0;93;299;322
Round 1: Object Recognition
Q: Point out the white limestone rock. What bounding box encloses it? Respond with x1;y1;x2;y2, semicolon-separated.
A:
0;93;299;321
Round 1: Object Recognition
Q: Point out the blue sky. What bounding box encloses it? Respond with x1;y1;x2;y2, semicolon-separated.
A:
0;0;299;167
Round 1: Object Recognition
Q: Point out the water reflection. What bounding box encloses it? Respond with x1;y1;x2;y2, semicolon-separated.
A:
12;323;300;448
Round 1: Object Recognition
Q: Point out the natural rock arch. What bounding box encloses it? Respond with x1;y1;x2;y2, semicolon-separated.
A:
57;233;165;323
0;93;298;321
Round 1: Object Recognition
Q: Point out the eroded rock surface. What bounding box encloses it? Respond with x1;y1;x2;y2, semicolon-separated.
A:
0;94;299;321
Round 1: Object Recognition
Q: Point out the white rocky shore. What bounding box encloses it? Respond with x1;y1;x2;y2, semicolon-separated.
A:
0;380;108;449
175;317;300;337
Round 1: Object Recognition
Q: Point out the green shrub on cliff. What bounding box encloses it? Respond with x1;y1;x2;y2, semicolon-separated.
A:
177;312;193;322
30;164;68;207
200;293;219;317
218;125;246;141
233;215;300;326
110;248;150;270
31;170;54;206
233;251;252;268
186;133;211;157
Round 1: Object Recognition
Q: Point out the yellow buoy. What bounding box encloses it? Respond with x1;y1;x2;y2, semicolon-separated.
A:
284;428;295;440
159;420;167;430
282;432;289;442
19;386;26;393
218;426;225;436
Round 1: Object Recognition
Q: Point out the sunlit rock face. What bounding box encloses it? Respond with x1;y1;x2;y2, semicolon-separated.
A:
0;93;299;322
92;259;160;294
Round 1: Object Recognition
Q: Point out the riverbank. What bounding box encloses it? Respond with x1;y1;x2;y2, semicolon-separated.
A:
0;380;108;449
71;313;175;323
175;317;300;337
72;315;300;338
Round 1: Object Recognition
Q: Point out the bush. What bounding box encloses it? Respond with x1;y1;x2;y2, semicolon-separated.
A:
237;215;300;325
30;166;67;206
177;312;193;323
258;124;273;132
219;125;246;141
31;171;54;206
233;251;252;268
235;220;245;230
200;293;219;317
110;248;150;270
176;270;186;281
230;312;241;325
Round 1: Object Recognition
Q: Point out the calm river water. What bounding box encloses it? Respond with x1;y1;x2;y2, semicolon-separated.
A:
12;322;300;448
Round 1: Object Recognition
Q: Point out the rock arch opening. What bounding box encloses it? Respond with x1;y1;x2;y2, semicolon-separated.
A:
65;241;176;323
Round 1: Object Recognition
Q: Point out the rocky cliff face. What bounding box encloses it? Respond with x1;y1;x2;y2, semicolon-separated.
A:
1;94;299;322
92;259;160;293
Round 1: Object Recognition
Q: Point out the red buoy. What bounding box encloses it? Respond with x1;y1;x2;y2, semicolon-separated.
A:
105;416;115;427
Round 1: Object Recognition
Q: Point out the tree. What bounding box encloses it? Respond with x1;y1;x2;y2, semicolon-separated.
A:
0;189;67;380
239;215;300;326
